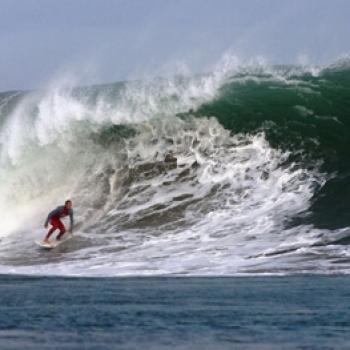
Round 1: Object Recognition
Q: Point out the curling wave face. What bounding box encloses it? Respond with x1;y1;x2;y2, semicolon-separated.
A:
1;58;350;276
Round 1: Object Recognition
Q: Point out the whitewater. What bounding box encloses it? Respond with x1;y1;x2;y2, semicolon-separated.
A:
1;57;350;276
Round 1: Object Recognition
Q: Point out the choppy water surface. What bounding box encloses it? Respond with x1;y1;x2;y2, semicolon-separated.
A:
1;276;350;349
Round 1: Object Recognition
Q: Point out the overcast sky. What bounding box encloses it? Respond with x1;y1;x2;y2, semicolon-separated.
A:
0;0;349;91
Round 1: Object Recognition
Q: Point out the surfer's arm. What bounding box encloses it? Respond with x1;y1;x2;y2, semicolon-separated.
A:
69;209;74;232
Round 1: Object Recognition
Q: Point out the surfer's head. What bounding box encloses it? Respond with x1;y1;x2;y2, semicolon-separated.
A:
65;200;72;209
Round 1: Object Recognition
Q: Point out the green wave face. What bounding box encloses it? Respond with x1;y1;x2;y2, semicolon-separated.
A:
196;66;350;229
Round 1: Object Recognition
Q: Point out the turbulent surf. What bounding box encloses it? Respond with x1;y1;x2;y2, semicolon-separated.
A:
1;58;350;276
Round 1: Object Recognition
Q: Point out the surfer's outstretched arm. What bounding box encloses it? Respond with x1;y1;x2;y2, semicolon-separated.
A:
69;209;74;233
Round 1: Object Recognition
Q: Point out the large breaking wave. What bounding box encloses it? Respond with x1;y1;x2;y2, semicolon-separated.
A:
1;57;350;276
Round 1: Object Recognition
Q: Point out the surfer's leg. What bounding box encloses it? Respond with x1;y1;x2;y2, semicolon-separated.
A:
44;218;59;242
56;220;66;240
45;227;56;240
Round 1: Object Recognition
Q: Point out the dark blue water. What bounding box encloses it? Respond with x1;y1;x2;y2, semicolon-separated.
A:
0;275;350;349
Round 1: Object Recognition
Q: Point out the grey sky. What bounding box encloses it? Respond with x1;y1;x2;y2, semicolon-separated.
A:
0;0;349;91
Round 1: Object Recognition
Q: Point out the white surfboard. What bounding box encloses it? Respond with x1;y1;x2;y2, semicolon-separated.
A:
35;235;73;249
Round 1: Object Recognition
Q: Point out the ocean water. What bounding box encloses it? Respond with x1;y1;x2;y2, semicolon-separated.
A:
1;275;350;349
1;58;350;348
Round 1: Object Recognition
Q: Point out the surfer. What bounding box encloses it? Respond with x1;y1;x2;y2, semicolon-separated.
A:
43;200;74;243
